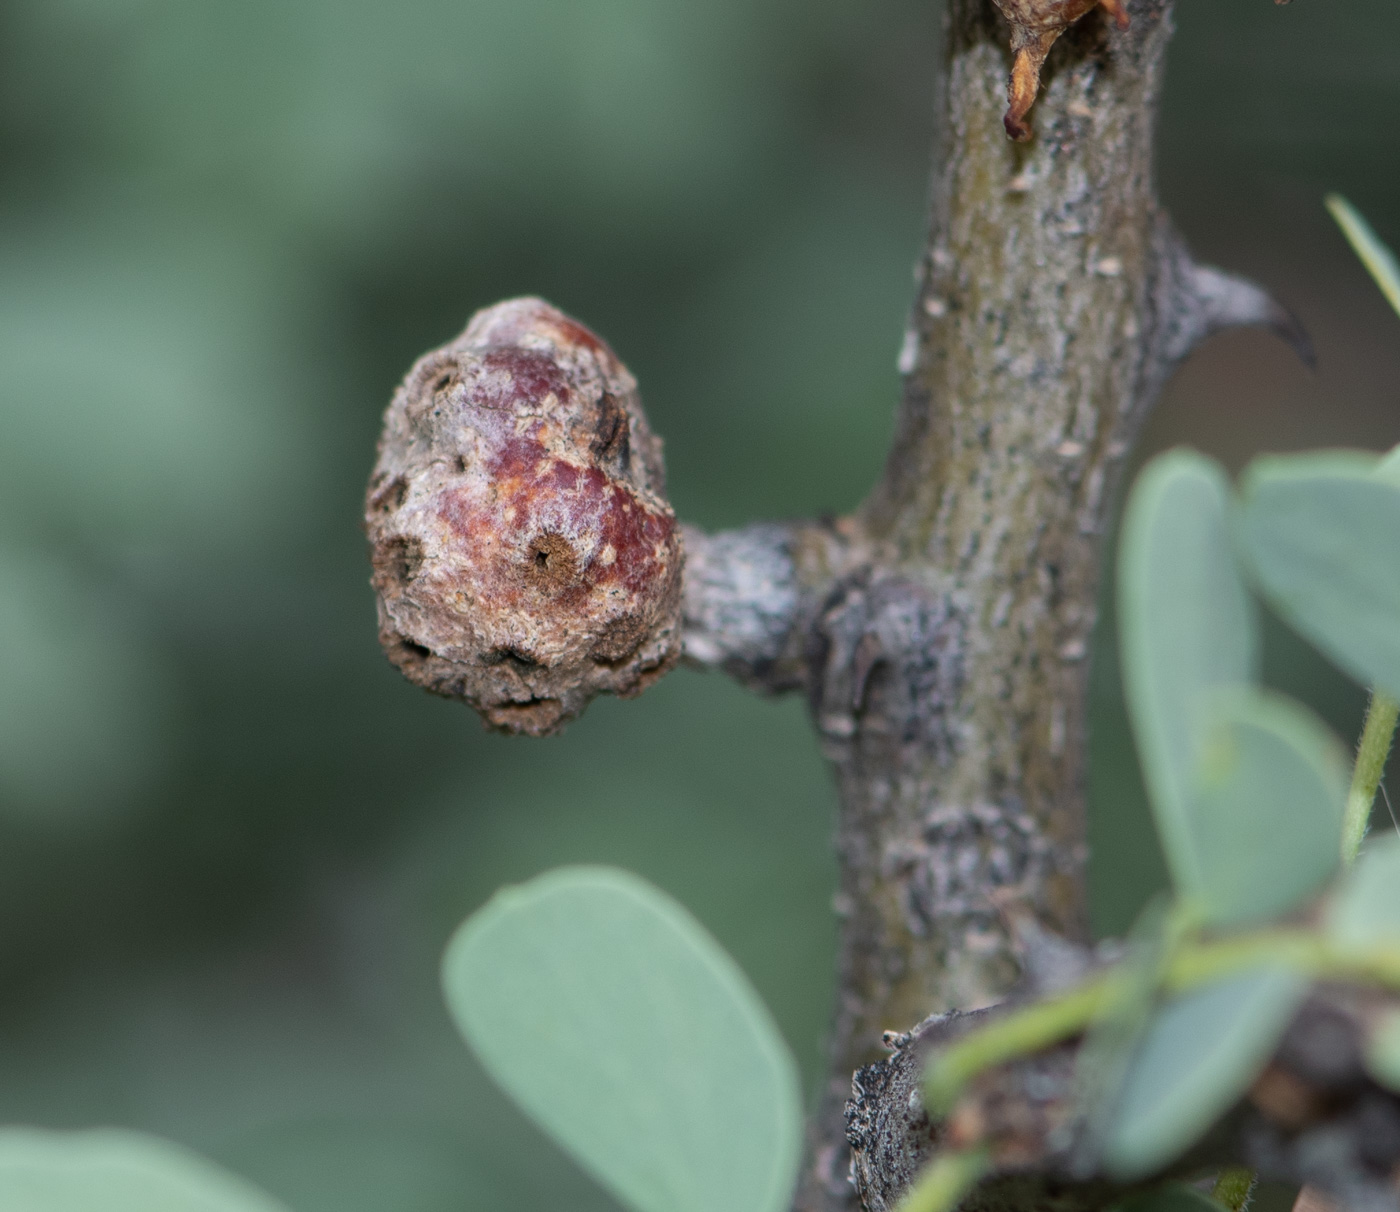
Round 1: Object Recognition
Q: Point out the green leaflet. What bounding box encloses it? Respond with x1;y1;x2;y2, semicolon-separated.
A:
1188;690;1347;926
0;1128;288;1212
1239;452;1400;703
1327;834;1400;949
1103;968;1308;1180
1117;451;1258;912
441;866;803;1212
1120;452;1348;923
1073;898;1185;1158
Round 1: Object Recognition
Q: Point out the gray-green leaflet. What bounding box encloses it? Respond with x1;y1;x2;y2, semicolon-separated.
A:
1118;450;1346;926
0;1129;288;1212
442;866;803;1212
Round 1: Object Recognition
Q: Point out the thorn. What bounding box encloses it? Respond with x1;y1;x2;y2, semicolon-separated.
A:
1189;262;1317;370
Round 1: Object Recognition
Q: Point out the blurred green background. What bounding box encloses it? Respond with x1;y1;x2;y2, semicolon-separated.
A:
0;1;1396;1208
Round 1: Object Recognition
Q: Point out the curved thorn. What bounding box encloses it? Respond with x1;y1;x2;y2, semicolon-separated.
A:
1189;262;1316;370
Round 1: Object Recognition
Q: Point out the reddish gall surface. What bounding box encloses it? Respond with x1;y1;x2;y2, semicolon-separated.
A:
366;297;683;735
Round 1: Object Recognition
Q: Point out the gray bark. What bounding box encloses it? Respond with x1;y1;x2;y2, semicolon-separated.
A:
843;987;1400;1212
679;2;1308;1207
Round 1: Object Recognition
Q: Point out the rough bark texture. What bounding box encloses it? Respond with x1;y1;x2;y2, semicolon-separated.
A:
682;2;1304;1208
822;2;1164;1204
844;985;1400;1212
819;0;1179;1165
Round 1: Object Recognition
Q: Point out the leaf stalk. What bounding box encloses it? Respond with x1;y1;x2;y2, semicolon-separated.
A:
1342;690;1399;865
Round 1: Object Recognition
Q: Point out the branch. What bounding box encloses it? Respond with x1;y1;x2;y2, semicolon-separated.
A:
364;4;1323;1209
840;979;1400;1209
847;982;1400;1212
680;521;860;695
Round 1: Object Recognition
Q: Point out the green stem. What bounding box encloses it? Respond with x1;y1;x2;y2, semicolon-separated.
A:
894;1149;991;1212
924;930;1400;1112
1212;1167;1257;1212
924;978;1117;1114
1326;195;1400;320
1166;930;1400;992
1165;930;1330;988
1342;690;1399;866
